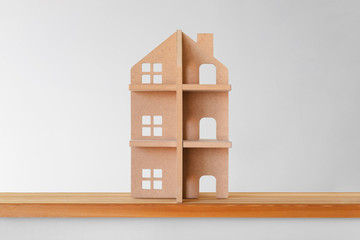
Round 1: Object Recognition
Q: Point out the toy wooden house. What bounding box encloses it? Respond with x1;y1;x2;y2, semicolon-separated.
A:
129;30;231;203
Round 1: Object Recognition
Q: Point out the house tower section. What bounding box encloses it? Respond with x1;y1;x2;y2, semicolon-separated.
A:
129;30;231;202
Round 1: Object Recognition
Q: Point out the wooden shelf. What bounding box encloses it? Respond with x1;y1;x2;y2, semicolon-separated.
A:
183;140;232;148
129;84;176;91
1;192;359;218
183;84;231;92
129;140;177;147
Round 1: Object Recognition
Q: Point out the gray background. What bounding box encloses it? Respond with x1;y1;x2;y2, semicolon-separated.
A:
1;0;360;239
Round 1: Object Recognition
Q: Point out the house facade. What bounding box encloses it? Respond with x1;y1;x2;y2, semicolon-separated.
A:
129;30;231;202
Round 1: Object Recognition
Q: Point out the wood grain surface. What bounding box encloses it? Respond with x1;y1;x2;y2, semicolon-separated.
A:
1;192;360;217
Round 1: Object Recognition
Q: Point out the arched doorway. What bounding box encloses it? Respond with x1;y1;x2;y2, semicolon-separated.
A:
199;117;216;139
199;64;216;84
199;175;216;193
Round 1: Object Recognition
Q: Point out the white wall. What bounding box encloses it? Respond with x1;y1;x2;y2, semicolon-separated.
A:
1;218;360;240
1;0;360;239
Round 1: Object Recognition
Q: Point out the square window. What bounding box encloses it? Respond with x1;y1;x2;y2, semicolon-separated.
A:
142;169;151;178
142;180;151;190
142;127;151;136
153;169;162;178
142;116;151;125
142;75;151;84
142;63;151;72
153;63;162;72
153;75;162;84
153;180;162;190
153;127;162;136
153;116;162;125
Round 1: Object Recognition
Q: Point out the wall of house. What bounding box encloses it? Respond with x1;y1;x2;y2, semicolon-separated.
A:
1;0;360;239
184;92;228;140
131;147;177;198
131;92;176;140
184;148;228;198
131;34;177;85
182;33;228;85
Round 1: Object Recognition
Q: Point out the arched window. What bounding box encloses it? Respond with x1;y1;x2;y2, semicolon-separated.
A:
199;117;216;139
199;64;216;84
199;175;216;193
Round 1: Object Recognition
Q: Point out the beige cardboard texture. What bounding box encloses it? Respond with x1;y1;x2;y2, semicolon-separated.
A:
184;148;229;198
131;147;176;198
131;33;177;85
130;30;230;200
197;33;214;56
175;30;183;202
131;92;176;140
183;92;228;141
182;33;228;85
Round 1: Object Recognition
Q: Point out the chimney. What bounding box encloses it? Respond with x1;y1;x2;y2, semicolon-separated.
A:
197;33;213;56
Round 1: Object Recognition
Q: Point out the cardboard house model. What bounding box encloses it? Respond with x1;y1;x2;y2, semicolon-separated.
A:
129;30;231;203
